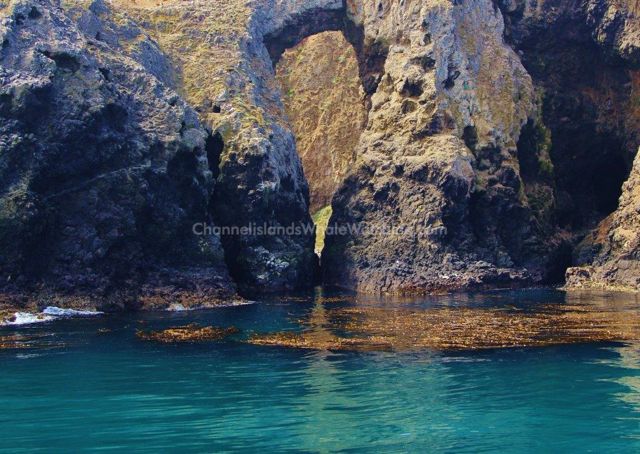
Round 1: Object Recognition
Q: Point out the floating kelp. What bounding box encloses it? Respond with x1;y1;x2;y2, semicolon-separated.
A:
136;324;240;343
249;332;393;352
271;295;357;305
248;303;640;352
0;333;65;350
0;335;32;350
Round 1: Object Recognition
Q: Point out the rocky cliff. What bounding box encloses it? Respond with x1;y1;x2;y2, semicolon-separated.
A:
0;0;639;305
498;0;640;292
322;0;545;293
0;0;236;309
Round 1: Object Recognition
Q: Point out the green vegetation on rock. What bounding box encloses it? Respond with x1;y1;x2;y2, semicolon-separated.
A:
312;205;333;256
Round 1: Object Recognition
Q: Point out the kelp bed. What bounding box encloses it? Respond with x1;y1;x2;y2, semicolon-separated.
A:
0;333;64;350
3;299;640;352
249;303;640;352
136;324;240;343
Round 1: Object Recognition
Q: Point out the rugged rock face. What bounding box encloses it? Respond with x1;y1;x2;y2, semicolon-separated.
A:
500;0;640;226
1;0;640;302
496;0;640;291
322;0;640;293
275;31;365;214
112;0;322;293
323;0;548;292
115;0;547;294
0;0;236;309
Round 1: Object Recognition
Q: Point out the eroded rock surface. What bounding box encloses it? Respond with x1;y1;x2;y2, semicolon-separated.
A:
111;0;328;293
322;0;640;293
323;0;544;293
1;0;639;301
566;149;640;291
497;0;640;292
0;0;235;309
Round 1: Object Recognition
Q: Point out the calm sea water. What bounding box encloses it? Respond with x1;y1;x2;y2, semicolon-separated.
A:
2;289;640;452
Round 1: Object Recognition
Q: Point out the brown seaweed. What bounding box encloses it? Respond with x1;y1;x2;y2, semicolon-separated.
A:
136;324;240;343
248;303;640;352
0;333;65;350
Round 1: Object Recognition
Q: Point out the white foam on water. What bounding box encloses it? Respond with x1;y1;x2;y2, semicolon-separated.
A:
16;353;46;359
41;307;104;317
166;300;256;311
2;312;54;326
221;300;256;307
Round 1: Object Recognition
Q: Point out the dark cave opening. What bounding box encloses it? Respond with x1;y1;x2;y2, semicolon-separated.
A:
545;241;575;285
550;124;631;230
516;120;551;182
589;153;628;215
507;13;639;284
205;131;224;180
463;125;479;152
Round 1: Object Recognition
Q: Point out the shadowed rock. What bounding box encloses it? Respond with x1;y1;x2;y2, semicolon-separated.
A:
0;0;236;309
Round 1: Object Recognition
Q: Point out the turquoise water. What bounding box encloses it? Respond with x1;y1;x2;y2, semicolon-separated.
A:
2;289;640;452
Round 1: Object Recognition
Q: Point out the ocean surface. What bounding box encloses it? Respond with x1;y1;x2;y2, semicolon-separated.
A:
2;289;640;452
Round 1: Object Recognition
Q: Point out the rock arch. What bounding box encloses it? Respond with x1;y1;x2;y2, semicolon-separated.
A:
230;0;552;294
263;4;388;107
208;0;391;293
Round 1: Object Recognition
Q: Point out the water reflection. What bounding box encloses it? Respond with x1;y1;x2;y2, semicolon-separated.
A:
251;289;640;351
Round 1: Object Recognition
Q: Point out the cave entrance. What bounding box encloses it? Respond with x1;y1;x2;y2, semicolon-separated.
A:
274;31;367;256
550;124;632;230
511;18;639;283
